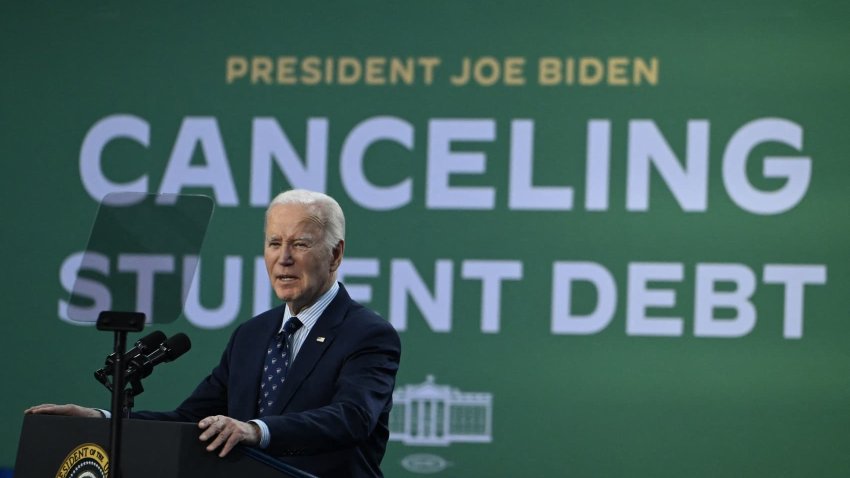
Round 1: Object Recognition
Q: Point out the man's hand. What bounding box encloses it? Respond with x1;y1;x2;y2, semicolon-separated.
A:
198;415;261;457
24;403;101;417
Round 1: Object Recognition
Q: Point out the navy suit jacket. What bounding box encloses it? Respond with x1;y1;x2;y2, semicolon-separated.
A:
134;284;402;477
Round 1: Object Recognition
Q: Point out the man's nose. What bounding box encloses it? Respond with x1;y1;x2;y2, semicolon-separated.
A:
278;245;295;265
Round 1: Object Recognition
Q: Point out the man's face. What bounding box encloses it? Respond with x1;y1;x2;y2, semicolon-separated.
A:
264;203;343;315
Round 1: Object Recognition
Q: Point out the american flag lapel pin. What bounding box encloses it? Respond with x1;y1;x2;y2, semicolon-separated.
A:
316;337;326;343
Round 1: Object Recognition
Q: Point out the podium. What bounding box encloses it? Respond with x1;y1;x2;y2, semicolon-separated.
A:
15;414;316;478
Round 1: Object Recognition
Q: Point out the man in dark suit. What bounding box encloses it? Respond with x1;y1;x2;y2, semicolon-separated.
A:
27;189;402;477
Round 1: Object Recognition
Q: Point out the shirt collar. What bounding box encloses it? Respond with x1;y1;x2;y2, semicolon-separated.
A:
280;281;340;333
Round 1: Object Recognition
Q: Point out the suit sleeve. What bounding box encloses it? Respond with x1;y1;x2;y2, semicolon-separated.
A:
131;328;237;422
262;315;401;455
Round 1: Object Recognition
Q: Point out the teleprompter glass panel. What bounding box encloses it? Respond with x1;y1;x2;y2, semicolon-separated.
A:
67;193;214;324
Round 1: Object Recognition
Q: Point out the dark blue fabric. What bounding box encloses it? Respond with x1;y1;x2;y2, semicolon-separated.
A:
132;284;401;478
258;317;302;416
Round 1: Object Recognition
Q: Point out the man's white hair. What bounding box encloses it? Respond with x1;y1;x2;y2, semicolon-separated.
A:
266;189;346;252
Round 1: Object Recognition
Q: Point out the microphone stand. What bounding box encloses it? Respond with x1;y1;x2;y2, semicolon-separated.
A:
96;311;145;478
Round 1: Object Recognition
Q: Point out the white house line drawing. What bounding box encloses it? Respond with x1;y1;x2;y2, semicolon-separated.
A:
390;375;493;446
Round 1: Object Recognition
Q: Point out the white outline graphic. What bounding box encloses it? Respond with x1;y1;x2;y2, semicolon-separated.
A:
390;375;493;446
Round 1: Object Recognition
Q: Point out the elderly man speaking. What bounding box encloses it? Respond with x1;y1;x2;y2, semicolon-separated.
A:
27;189;402;478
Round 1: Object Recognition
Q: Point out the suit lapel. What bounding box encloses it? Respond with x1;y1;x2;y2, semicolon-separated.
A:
235;305;284;420
275;285;351;412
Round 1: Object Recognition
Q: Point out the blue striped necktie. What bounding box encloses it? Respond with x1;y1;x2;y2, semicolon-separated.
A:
258;316;302;416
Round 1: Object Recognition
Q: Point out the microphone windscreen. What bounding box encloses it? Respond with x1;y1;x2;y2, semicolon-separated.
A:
135;330;167;353
164;333;192;361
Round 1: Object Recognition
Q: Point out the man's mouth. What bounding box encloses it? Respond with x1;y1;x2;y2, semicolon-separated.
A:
276;275;298;282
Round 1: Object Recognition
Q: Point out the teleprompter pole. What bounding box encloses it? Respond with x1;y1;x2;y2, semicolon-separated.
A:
96;311;145;478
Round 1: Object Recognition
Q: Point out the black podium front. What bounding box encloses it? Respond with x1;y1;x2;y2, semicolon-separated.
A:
15;414;316;478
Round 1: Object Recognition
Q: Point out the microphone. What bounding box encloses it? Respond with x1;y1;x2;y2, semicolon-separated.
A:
125;333;192;381
94;330;167;384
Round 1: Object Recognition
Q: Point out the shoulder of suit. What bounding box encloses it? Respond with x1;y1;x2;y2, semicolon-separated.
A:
344;299;385;323
342;302;399;337
233;304;286;335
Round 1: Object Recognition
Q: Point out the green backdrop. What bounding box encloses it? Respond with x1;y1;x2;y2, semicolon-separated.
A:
2;1;849;476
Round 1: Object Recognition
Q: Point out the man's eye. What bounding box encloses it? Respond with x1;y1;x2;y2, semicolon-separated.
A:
268;241;281;248
293;242;309;249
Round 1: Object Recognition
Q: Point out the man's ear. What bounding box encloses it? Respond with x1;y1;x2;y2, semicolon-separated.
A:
330;240;345;272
